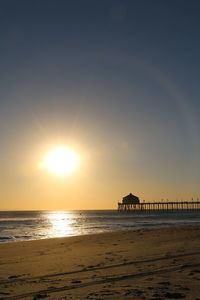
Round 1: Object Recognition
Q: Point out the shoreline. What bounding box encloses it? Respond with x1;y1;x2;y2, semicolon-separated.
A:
1;222;200;245
1;210;200;245
0;225;200;299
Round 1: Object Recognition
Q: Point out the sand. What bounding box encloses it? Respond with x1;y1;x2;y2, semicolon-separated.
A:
0;225;200;299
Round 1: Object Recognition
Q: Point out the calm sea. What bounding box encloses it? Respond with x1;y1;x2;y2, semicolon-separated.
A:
0;210;200;243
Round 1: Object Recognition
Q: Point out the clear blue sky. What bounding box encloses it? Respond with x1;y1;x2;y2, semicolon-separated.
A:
0;0;200;209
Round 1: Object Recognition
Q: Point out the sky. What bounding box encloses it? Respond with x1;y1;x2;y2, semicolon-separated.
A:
0;0;200;210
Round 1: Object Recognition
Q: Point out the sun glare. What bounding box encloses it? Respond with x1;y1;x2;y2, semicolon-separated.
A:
41;147;79;176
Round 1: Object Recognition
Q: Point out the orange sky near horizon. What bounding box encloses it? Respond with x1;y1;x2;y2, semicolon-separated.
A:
0;137;198;211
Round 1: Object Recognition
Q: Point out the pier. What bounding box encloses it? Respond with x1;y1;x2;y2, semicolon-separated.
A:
118;201;200;212
118;194;200;212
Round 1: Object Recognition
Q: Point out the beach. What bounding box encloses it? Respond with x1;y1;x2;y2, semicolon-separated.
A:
0;225;200;299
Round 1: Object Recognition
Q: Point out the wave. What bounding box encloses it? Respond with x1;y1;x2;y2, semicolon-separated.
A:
0;236;12;241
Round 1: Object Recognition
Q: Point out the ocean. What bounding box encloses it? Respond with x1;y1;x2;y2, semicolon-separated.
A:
0;210;200;243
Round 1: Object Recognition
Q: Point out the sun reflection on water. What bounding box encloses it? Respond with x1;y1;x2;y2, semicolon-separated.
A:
47;211;75;237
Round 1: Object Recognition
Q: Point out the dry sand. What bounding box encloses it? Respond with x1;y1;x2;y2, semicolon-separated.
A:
0;225;200;299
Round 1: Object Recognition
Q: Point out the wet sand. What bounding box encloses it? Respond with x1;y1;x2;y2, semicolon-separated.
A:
0;225;200;299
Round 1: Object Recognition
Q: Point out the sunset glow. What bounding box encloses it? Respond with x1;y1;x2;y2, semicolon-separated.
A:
41;147;79;176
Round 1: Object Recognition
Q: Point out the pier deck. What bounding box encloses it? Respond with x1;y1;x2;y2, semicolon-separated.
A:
118;201;200;212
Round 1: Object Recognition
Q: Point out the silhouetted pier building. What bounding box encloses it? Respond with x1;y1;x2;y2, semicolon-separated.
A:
118;194;200;212
122;193;140;205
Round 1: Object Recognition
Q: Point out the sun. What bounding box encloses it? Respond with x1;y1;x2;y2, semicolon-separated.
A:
41;147;79;176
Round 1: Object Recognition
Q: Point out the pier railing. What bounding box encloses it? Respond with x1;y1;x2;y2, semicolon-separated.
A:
118;201;200;212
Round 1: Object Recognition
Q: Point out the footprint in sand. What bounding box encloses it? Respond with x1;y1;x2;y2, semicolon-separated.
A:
8;275;21;279
158;281;170;286
0;292;10;296
164;292;185;299
33;293;48;299
77;264;85;268
71;279;82;284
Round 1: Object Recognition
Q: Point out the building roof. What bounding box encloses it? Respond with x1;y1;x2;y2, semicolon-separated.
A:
123;193;139;200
